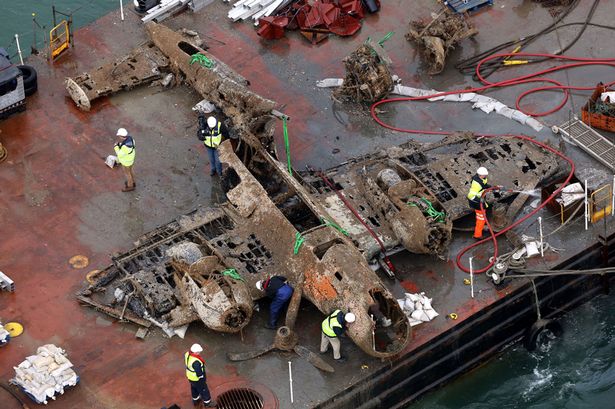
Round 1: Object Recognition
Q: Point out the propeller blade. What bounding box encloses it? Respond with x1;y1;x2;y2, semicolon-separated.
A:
227;345;275;361
293;345;335;373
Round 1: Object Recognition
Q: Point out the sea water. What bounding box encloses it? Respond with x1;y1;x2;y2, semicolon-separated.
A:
408;294;615;409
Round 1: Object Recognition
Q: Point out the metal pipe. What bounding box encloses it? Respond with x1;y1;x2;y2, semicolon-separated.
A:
611;174;614;216
469;257;474;298
538;216;544;257
288;360;294;403
585;179;589;230
14;34;24;65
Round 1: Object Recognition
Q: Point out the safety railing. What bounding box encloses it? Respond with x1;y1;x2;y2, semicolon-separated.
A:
49;20;70;61
590;183;613;224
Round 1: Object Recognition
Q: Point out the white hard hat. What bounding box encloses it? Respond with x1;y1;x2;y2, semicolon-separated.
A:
256;280;263;291
116;128;128;137
190;343;203;353
344;312;356;323
477;167;488;176
207;116;217;128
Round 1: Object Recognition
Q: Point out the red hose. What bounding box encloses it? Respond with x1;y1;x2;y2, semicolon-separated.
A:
368;53;610;273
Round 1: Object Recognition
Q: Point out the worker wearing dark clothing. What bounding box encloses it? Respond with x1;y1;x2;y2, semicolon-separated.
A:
320;310;356;362
197;115;228;177
185;344;216;408
368;303;392;328
256;276;294;330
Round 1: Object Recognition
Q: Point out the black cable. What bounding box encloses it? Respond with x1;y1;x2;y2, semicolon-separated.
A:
455;0;605;80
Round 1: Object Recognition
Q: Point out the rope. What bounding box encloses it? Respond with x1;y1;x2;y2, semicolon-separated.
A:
505;267;615;279
222;268;243;281
293;232;304;255
283;116;293;176
190;53;214;68
320;217;349;236
408;197;446;223
378;31;394;46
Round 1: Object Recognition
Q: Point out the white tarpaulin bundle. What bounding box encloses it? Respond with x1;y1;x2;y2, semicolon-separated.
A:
11;344;78;404
316;78;544;132
397;292;439;326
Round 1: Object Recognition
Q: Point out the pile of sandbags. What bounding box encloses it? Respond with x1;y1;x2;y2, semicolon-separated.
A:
397;292;439;326
11;344;79;404
0;322;9;346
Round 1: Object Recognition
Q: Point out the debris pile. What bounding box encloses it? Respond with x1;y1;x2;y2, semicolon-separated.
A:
533;0;574;17
255;0;381;43
397;293;439;326
11;344;79;405
406;10;478;74
333;42;393;103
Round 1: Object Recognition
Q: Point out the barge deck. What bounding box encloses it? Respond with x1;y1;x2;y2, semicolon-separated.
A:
1;1;614;408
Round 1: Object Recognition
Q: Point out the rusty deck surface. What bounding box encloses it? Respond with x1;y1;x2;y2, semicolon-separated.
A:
1;0;615;408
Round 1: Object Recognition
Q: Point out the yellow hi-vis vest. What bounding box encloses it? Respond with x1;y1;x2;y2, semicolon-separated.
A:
467;177;487;201
203;123;222;148
185;352;204;382
322;309;342;337
114;140;136;167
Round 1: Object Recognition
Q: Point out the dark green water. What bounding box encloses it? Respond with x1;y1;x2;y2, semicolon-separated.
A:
0;0;118;60
409;294;615;409
2;3;614;409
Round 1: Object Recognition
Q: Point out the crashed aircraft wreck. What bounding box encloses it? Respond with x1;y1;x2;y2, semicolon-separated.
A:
74;23;560;365
76;22;410;361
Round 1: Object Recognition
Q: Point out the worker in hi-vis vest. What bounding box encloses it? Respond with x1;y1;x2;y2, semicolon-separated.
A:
114;128;136;192
467;167;501;239
185;343;216;408
320;310;355;362
197;115;228;177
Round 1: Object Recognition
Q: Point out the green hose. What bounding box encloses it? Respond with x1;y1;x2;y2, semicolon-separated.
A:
283;116;293;176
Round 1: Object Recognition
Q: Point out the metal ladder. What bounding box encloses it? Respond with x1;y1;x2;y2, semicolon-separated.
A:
552;116;615;170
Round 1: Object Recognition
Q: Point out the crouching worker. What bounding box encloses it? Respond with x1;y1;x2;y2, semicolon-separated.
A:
256;276;294;330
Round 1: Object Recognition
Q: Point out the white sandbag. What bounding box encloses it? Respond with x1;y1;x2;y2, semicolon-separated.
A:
425;309;439;320
411;309;430;322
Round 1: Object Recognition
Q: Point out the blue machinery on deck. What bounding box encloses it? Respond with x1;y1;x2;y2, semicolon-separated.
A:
445;0;493;13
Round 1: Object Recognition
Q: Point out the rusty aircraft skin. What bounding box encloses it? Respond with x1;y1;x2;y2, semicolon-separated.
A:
65;43;170;111
299;132;560;262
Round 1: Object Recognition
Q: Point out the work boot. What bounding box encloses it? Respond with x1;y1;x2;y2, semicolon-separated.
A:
210;170;217;177
334;356;347;363
204;399;217;407
122;185;135;192
264;323;276;330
